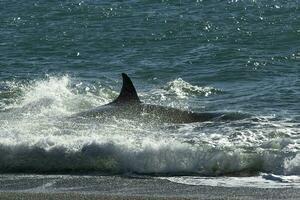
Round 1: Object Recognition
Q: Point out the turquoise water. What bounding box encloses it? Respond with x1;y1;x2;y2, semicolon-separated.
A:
0;0;299;183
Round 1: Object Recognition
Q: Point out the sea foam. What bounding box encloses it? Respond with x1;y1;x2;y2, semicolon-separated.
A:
0;75;299;176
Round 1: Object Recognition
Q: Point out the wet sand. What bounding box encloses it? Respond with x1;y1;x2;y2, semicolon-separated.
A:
0;192;186;200
0;175;299;200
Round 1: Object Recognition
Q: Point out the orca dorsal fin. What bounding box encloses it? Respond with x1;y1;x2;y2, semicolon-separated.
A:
112;73;141;104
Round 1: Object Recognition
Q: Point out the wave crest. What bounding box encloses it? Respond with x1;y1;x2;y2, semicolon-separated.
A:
0;141;298;176
164;78;221;99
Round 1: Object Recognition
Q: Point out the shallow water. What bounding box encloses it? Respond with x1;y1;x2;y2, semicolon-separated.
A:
0;0;299;188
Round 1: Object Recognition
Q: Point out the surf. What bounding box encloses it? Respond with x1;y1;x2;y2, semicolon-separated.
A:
0;75;298;178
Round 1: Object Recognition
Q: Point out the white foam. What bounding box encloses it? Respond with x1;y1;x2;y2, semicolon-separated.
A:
284;154;300;175
0;75;299;177
161;173;300;188
164;78;219;99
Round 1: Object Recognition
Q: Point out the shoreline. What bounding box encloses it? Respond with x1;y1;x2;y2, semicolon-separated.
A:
0;187;299;200
0;192;187;200
0;175;299;200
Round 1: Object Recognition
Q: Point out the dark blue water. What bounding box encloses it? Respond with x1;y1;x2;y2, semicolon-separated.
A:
0;1;299;182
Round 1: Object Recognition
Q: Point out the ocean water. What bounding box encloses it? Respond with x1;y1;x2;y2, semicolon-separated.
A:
0;0;299;188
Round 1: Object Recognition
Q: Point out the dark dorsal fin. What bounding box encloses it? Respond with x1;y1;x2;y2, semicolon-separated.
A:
112;73;141;104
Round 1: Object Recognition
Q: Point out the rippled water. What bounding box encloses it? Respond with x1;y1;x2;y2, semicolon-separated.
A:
0;0;299;188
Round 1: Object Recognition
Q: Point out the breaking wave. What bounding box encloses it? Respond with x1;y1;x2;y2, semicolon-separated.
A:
0;141;299;175
0;75;299;176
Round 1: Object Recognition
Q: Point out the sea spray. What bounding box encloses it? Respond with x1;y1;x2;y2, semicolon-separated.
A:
0;76;299;176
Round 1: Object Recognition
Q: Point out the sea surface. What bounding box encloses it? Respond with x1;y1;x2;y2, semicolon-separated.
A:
0;0;299;189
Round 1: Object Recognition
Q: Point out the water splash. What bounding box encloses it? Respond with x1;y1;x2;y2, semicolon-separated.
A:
0;75;299;177
164;78;221;99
